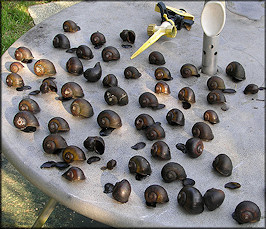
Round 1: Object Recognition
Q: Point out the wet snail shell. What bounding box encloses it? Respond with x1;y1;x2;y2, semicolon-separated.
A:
66;57;83;75
13;111;39;132
18;98;40;114
180;64;200;78
232;201;261;224
63;20;80;32
135;113;155;130
97;110;122;136
42;134;67;154
124;66;141;79
120;30;136;44
176;138;204;158
14;47;34;63
70;98;94;118
207;90;226;104
53;34;70;49
62;145;86;163
10;62;24;73
212;154;233;176
151;141;171;160
83;136;105;155
203;188;225;211
243;84;266;94
166;108;185;126
204;110;219;124
61;82;84;99
226;61;246;81
102;46;120;62
48;117;70;133
102;74;118;88
62;167;86;181
207;76;225;91
145;122;165;141
112;179;131;203
34;59;56;77
40;77;57;93
83;62;102;82
192;122;214;141
155;81;170;95
90;31;106;48
6;73;24;88
161;162;187;183
149;51;165;65
178;87;196;109
144;185;169;207
154;67;172;81
128;155;152;180
139;92;165;110
104;86;128;106
67;45;93;60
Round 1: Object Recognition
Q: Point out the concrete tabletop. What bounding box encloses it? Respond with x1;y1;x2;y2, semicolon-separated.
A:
1;1;265;227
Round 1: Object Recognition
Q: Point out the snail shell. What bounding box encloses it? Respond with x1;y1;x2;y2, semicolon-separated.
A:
192;122;214;141
154;67;172;81
212;154;233;176
177;186;204;214
83;136;105;155
120;30;136;44
226;61;246;81
112;179;131;203
204;110;220;124
61;82;84;99
10;62;24;73
42;134;67;154
185;138;204;158
178;87;196;105
53;34;70;49
6;73;24;88
243;84;259;94
155;81;170;94
232;201;261;224
97;110;122;129
102;74;118;87
34;59;56;76
48;117;70;133
151;141;171;160
18;98;40;114
63;20;80;32
104;86;128;106
180;64;200;78
62;145;86;163
161;162;187;183
203;188;225;211
102;46;120;62
207;90;226;104
66;57;83;75
135;113;155;130
62;167;85;181
166;108;185;126
83;62;102;82
40;77;57;93
70;98;94;118
14;47;34;63
128;155;152;180
13;111;39;132
90;31;106;48
124;66;141;79
139;92;165;110
149;51;165;65
145;122;165;141
207;76;225;91
144;185;169;207
67;45;93;60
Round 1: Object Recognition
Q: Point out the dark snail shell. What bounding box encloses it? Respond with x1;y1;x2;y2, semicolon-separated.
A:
90;31;106;48
166;108;185;126
207;76;225;91
6;73;24;88
243;84;259;94
83;136;105;155
83;62;102;82
176;138;204;158
144;185;169;207
112;179;131;203
34;59;56;77
135;114;155;130
192;122;214;141
62;145;86;163
180;64;200;78
63;20;80;32
48;117;70;133
13;111;39;132
128;155;152;180
139;92;165;110
207;90;226;104
40;77;57;93
102;74;118;87
151;141;171;160
61;82;84;99
53;34;70;49
104;86;128;106
70;98;94;118
177;186;204;214
124;66;141;79
66;57;83;75
178;87;196;109
155;81;170;94
62;167;85;181
10;62;24;73
14;47;34;63
42;134;67;154
97;110;122;136
67;45;93;60
149;51;165;65
232;201;261;224
145;122;165;141
120;30;136;44
212;154;233;176
204;110;219;124
203;188;225;211
102;46;120;62
154;67;172;81
161;162;187;183
18;98;40;114
226;61;246;81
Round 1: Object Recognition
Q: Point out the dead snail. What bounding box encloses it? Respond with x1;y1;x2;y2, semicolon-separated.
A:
161;162;187;183
128;155;152;180
139;92;165;110
14;47;34;63
232;201;261;224
40;77;57;93
97;110;122;136
66;45;93;60
144;185;169;207
155;81;171;95
83;136;105;155
18;98;40;114
192;122;214;141
154;67;172;81
166;108;185;126
6;73;24;88
102;74;118;87
42;134;67;154
207;90;226;104
63;20;80;32
203;110;219;124
243;84;266;94
124;66;142;79
145;122;165;141
149;51;165;65
212;154;233;177
10;62;24;73
102;46;120;62
176;137;204;158
135;113;155;130
62;167;86;181
104;86;128;106
226;61;246;81
151;141;171;160
62;145;86;163
61;82;84;100
90;31;106;49
83;62;102;82
13;111;39;132
180;63;200;78
34;59;56;77
53;34;70;49
203;188;225;211
70;98;94;118
112;179;131;203
48;117;70;133
178;87;196;109
66;57;83;75
207;76;236;93
120;29;136;44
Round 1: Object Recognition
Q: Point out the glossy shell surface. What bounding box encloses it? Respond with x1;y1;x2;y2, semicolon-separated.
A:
90;31;106;48
6;73;24;88
83;62;102;82
144;185;169;207
14;47;34;63
212;154;233;176
42;134;67;154
13;111;39;132
203;188;225;211
61;82;84;99
53;34;70;49
97;110;122;129
154;67;172;81
124;66;141;79
48;117;70;133
204;110;220;124
180;64;200;78
63;20;80;32
112;179;131;203
128;155;152;178
70;98;94;118
34;59;56;76
207;76;226;91
226;61;246;81
102;46;120;62
18;98;40;114
134;114;155;130
104;86;128;106
155;81;171;94
83;136;105;155
161;162;187;183
102;74;118;88
151;141;171;160
66;57;83;75
62;145;86;163
62;167;85;181
10;62;24;73
149;51;165;65
145;123;165;141
192;122;214;141
166;108;184;126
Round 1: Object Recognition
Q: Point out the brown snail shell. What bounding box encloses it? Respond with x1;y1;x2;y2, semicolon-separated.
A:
207;76;225;91
104;86;128;106
67;45;93;60
232;201;261;224
154;67;172;81
10;62;24;73
178;87;196;109
180;64;200;78
135;113;155;130
177;186;204;214
145;122;165;141
62;167;85;181
192;122;214;141
166;108;185;126
120;30;136;44
53;34;70;49
176;138;204;158
161;162;187;183
14;47;34;63
40;77;57;93
207;90;226;104
63;20;80;32
151;141;171;160
102;46;120;62
42;134;67;154
6;73;24;88
144;185;169;207
102;74;118;87
83;136;105;155
203;188;225;211
48;117;70;133
124;66;141;79
226;61;246;81
97;110;122;136
128;155;152;180
18;98;40;114
139;92;165;110
212;154;233;176
13;111;39;132
66;57;83;75
155;81;170;94
243;84;266;94
90;31;106;48
83;62;102;82
204;110;219;124
34;59;56;76
112;179;131;203
149;51;165;65
62;145;86;163
70;98;94;118
61;82;84;99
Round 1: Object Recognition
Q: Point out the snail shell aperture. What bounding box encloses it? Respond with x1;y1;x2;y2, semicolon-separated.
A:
203;188;225;211
53;34;70;49
18;98;40;114
14;47;34;63
40;77;57;93
124;66;142;79
149;51;165;65
180;64;200;78
62;167;85;181
63;20;80;32
34;59;56;76
90;31;106;48
102;74;118;88
155;81;171;95
70;98;94;118
66;57;83;75
48;117;70;133
154;67;172;81
83;136;105;155
145;122;165;141
83;62;102;82
144;185;169;207
61;82;84;99
42;134;68;154
104;86;128;106
161;162;187;183
192;122;214;141
212;154;233;176
166;108;185;126
102;46;120;62
204;110;219;124
112;179;131;203
62;145;86;163
226;61;246;81
10;62;24;73
120;30;136;44
13;111;39;132
151;141;171;160
135;113;155;130
128;155;152;180
6;73;24;88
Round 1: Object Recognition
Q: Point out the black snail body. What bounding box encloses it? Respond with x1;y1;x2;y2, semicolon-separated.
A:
112;179;131;203
151;141;171;160
18;98;40;114
161;162;187;183
204;110;219;124
14;47;34;63
83;62;102;82
178;87;195;109
34;59;56;77
203;188;225;211
128;155;152;180
139;92;165;110
207;90;226;104
120;30;136;44
42;134;68;154
90;31;106;48
243;84;266;94
6;73;24;88
61;82;84;99
149;51;165;65
13;111;39;132
10;62;24;73
226;61;246;81
192;122;214;141
212;154;233;176
124;66;141;79
104;86;128;106
166;108;185;126
154;67;172;81
63;20;80;32
102;46;120;62
145;122;165;141
180;64;200;78
155;81;171;95
62;145;86;163
97;110;122;136
135;114;155;130
40;77;57;93
53;34;70;49
66;57;83;76
62;167;85;181
70;98;94;118
48;117;70;133
67;45;94;60
83;136;105;155
102;74;118;88
176;137;204;158
144;185;169;207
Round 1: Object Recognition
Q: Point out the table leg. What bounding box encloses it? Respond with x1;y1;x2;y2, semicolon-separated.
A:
32;198;57;228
